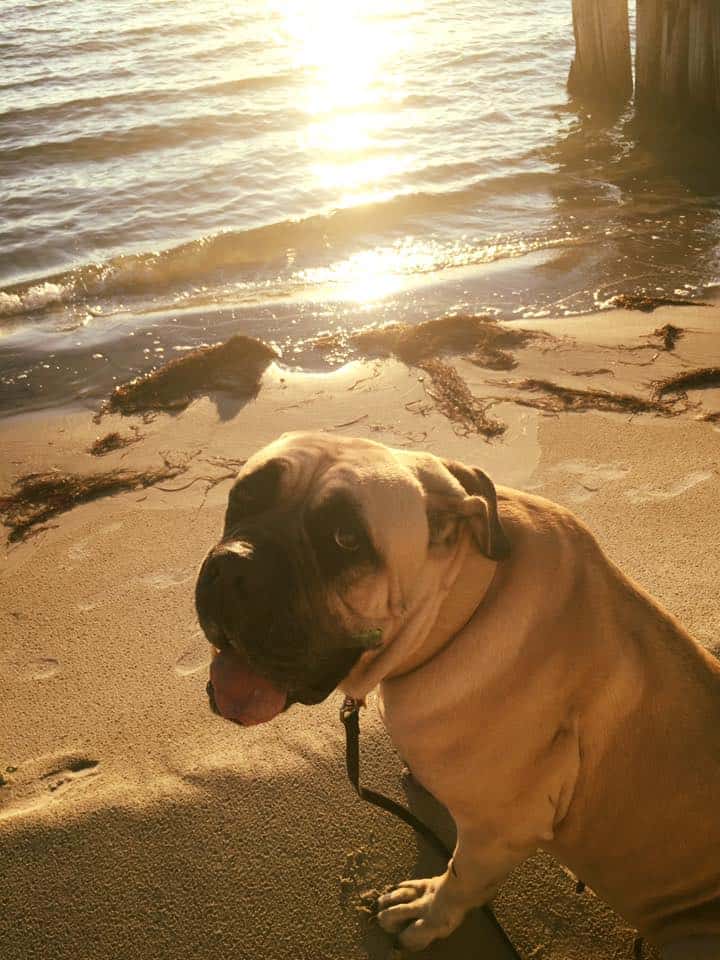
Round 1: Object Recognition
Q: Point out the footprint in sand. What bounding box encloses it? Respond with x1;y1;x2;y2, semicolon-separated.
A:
0;755;100;820
78;567;195;613
625;471;713;504
0;653;60;680
139;569;195;591
174;631;211;676
67;521;124;562
552;460;629;503
41;758;100;795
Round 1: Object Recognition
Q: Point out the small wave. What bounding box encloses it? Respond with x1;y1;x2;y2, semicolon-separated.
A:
0;72;294;130
0;16;216;62
0;171;565;323
1;109;278;167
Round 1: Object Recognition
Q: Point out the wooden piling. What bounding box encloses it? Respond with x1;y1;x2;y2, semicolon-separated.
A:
662;2;690;106
635;0;662;109
568;0;633;109
687;1;720;116
636;0;720;121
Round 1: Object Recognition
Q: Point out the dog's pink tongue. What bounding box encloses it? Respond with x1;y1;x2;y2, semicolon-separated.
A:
210;648;287;725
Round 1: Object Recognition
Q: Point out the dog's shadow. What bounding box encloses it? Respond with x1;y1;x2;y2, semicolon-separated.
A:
368;764;663;960
358;765;521;960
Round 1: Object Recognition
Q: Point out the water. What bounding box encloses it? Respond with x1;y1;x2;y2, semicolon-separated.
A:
1;0;719;414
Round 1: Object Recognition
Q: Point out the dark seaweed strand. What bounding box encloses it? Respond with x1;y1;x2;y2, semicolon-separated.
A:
0;465;184;542
653;367;720;398
514;379;672;415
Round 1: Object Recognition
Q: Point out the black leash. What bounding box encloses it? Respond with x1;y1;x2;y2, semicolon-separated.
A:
340;695;522;958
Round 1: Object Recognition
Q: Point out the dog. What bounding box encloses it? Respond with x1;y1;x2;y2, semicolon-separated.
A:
195;431;720;958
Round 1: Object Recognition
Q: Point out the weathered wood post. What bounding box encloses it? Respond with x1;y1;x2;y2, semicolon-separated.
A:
636;0;720;121
687;0;720;117
635;0;663;110
567;0;633;109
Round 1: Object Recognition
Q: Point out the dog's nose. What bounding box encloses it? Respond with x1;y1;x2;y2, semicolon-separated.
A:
195;541;260;646
201;542;254;592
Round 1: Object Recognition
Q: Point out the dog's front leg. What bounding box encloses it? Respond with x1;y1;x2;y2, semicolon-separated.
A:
376;826;529;952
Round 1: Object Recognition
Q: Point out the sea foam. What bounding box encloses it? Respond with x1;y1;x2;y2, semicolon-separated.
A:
0;282;68;317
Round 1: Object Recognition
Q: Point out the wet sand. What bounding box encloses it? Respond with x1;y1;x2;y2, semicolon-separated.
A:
2;303;720;960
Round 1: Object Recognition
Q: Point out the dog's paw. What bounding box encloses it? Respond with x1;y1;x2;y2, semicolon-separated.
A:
376;876;463;952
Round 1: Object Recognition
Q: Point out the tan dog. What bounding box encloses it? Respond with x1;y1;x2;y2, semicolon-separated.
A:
195;432;720;958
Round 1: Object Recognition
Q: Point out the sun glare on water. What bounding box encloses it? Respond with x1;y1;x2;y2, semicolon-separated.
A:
269;0;435;304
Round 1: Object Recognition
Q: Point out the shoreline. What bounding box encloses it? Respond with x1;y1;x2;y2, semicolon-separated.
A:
2;302;719;959
2;284;718;420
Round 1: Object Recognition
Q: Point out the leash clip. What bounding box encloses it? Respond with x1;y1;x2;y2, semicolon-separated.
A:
340;695;360;724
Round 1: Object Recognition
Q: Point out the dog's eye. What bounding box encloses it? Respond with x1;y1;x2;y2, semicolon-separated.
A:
428;513;459;546
334;527;360;551
306;492;380;578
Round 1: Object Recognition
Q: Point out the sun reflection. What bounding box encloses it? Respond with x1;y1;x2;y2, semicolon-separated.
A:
269;1;420;304
296;240;452;303
293;235;554;305
273;6;414;189
272;1;411;118
298;248;415;303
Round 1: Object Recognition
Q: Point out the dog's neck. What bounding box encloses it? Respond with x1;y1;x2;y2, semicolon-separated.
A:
385;546;499;679
341;534;498;698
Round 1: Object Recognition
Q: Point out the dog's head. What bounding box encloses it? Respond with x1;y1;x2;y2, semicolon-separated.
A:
195;431;509;725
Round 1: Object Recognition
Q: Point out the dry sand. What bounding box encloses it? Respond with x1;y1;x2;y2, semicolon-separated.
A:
2;303;719;960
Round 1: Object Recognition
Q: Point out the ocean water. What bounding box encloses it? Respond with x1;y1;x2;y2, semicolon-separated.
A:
1;0;719;414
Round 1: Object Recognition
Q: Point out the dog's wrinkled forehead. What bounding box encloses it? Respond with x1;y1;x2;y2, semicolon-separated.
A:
239;431;429;569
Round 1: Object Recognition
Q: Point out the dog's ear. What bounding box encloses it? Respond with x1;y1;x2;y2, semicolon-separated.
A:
435;459;510;561
391;448;510;561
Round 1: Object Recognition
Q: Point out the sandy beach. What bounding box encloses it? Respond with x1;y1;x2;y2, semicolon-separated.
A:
2;303;719;960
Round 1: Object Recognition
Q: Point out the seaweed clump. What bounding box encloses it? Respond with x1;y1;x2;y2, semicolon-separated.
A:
653;323;684;351
350;314;533;368
88;428;142;457
100;335;277;418
0;463;185;543
652;367;720;398
325;314;534;438
510;379;674;416
612;294;705;312
418;358;505;438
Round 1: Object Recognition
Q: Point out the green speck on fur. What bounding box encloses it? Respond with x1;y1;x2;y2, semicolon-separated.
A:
353;629;383;648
